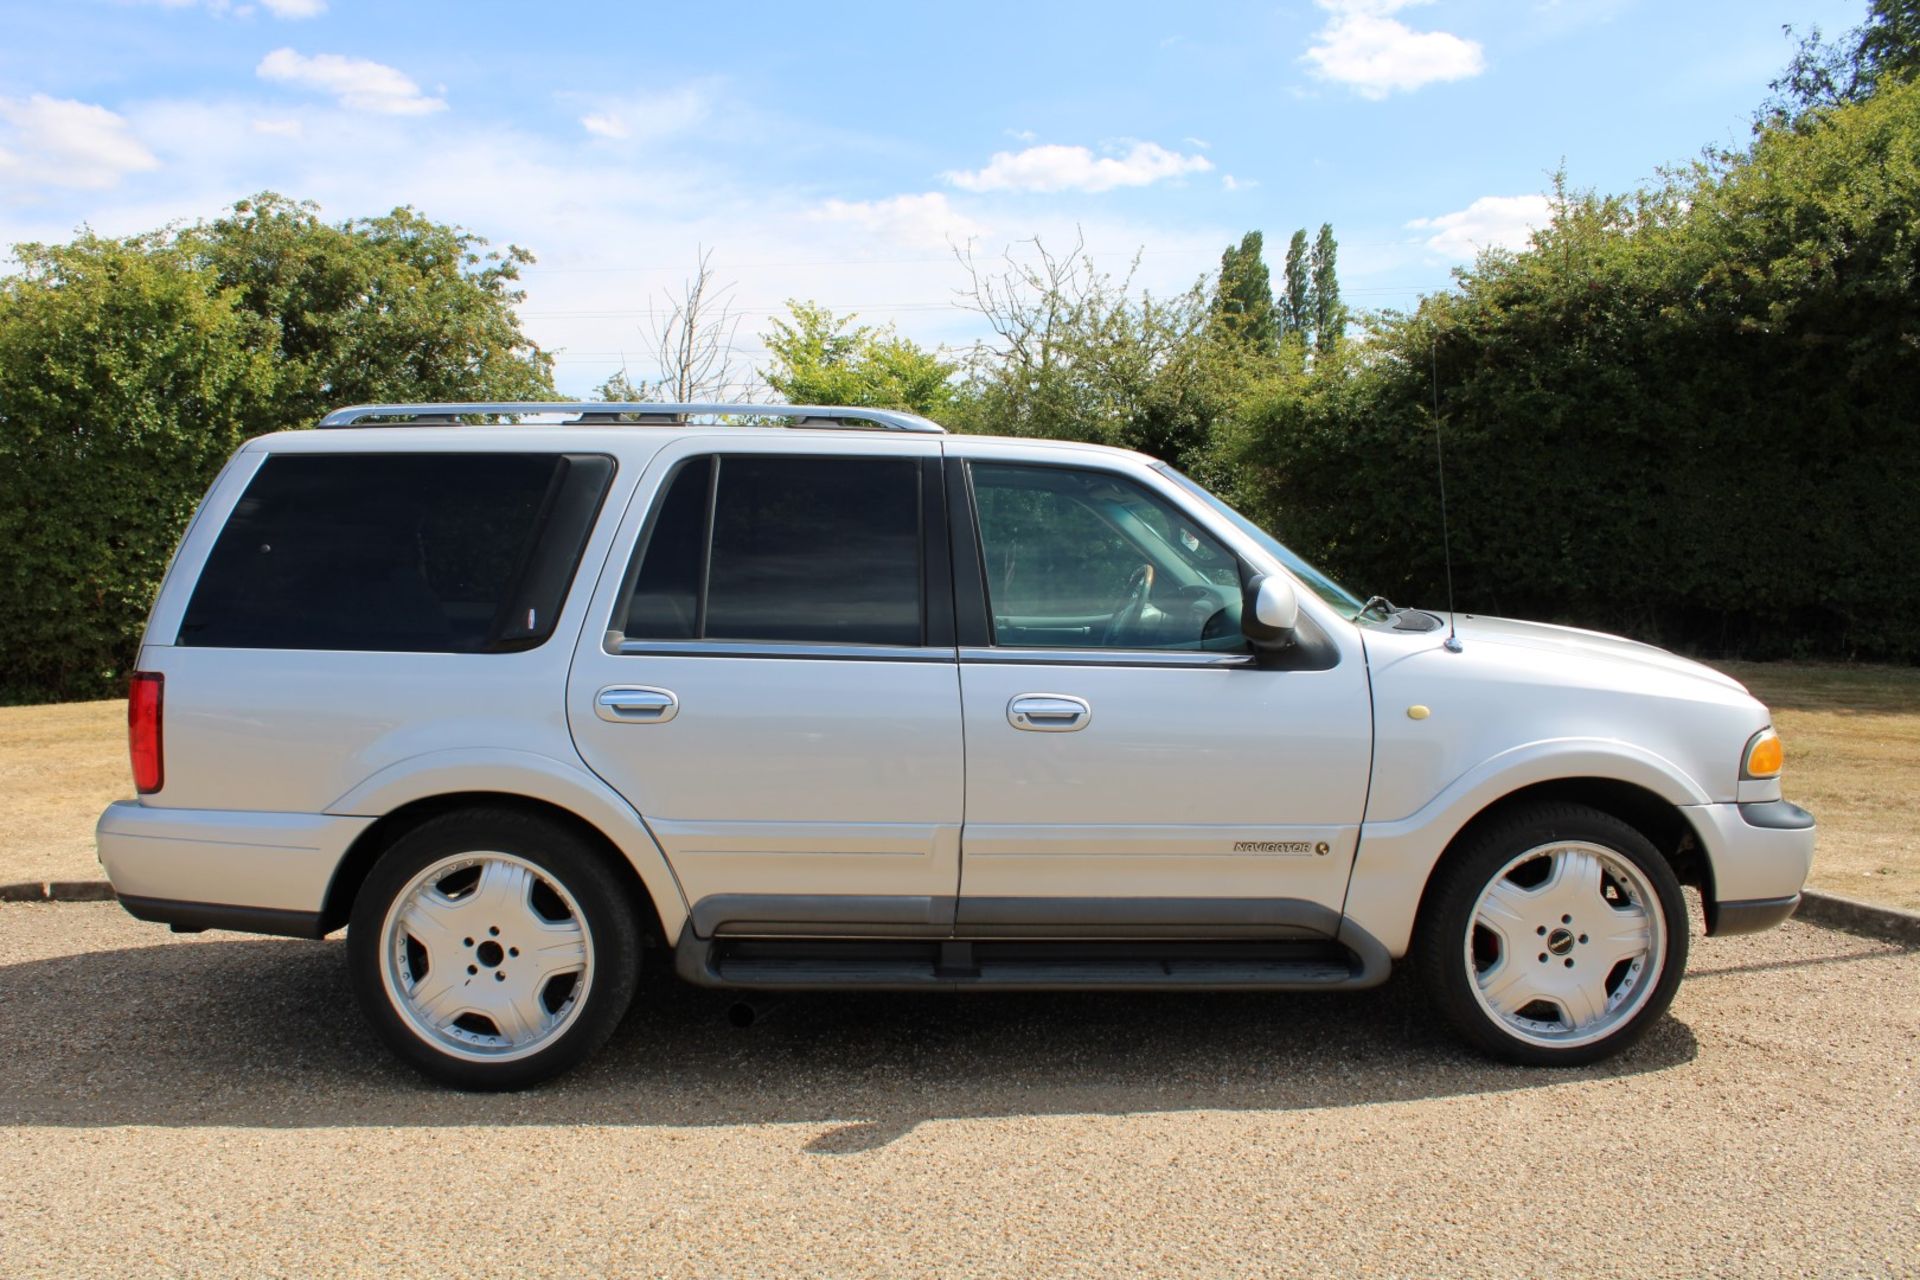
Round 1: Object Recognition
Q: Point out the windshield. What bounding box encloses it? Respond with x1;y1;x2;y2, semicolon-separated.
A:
1151;463;1367;617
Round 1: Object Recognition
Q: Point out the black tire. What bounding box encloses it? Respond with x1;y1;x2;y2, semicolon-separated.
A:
347;808;641;1090
1414;801;1688;1067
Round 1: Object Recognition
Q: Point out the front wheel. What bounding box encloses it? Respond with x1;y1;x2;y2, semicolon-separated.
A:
1415;802;1688;1066
347;809;641;1090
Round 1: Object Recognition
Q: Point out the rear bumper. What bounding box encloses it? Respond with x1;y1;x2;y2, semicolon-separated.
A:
96;801;371;928
1681;800;1815;936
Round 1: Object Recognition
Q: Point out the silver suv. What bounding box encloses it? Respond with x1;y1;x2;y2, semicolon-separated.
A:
98;402;1815;1088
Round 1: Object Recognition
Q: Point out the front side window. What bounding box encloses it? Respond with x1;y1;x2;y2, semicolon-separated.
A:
969;463;1246;651
621;454;924;647
180;452;610;653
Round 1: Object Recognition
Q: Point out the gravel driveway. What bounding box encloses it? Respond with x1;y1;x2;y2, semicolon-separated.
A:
2;902;1914;1278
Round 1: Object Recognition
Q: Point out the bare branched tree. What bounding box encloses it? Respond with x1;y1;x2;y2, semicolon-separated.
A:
951;231;1214;452
599;248;747;408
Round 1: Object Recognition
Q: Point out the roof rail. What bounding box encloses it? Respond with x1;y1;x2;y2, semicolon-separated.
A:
316;402;948;434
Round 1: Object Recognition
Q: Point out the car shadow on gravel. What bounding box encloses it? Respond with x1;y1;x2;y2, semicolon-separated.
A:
0;935;1707;1146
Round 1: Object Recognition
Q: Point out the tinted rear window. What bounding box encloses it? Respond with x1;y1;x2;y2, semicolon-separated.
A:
180;452;611;652
621;454;923;647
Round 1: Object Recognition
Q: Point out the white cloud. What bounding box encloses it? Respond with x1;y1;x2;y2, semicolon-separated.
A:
1220;174;1257;192
1304;0;1485;99
251;117;303;137
571;87;710;144
126;0;324;15
255;48;445;115
811;192;987;249
0;85;1236;398
0;94;160;191
945;141;1212;194
1408;193;1551;257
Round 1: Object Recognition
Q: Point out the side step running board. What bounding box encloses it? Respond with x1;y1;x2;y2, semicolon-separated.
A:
676;936;1391;992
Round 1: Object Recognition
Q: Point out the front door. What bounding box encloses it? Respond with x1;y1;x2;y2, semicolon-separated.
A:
950;452;1373;932
568;436;963;936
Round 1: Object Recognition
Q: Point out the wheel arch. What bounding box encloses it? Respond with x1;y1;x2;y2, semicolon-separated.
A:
320;750;689;941
1344;739;1714;956
1404;777;1714;947
321;792;676;943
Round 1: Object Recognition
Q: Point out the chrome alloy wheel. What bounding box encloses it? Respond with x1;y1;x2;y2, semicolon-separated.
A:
378;852;594;1063
1465;840;1664;1049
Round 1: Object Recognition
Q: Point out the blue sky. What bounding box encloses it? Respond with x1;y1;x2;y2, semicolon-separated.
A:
0;0;1869;395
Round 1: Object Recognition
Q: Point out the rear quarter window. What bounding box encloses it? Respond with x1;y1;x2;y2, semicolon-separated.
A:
178;452;612;653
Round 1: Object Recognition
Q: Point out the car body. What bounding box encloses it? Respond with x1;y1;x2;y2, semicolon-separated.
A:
97;402;1815;1086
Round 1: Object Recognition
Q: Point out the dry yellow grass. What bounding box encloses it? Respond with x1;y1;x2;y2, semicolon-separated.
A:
0;699;129;886
2;665;1914;908
1716;661;1920;910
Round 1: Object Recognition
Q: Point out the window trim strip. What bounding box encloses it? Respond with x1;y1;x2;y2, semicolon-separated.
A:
615;639;954;662
958;645;1257;669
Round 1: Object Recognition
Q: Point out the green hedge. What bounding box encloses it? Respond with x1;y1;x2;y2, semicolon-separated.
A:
1216;78;1920;661
0;197;554;704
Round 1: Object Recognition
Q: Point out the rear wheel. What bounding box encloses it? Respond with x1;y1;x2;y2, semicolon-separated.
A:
1415;802;1687;1066
347;810;640;1090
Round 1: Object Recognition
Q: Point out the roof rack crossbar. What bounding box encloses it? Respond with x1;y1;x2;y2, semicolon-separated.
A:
316;402;947;434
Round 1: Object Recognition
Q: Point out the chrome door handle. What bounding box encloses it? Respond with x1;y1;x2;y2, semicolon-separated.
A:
1007;694;1091;732
594;685;679;724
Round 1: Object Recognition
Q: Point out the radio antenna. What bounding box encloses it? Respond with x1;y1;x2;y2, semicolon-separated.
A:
1432;337;1462;653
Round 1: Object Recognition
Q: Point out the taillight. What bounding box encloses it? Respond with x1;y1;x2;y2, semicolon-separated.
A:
129;672;164;794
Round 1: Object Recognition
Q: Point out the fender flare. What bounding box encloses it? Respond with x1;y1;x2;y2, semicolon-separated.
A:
1343;737;1709;956
326;748;690;940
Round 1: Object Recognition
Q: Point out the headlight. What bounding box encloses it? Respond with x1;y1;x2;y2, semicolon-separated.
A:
1742;727;1783;779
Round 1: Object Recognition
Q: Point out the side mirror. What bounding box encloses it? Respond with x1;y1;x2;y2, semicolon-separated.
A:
1243;574;1299;647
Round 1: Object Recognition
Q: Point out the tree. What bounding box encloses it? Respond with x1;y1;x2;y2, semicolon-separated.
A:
1212;231;1276;350
0;234;278;700
760;301;957;416
189;193;554;426
1309;223;1345;353
0;193;563;701
1212;76;1920;661
594;368;645;402
947;235;1261;471
1280;229;1311;341
638;248;745;403
1768;0;1920;118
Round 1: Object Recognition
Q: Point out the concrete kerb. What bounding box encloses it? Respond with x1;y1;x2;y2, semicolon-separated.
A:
0;880;117;903
1794;889;1920;947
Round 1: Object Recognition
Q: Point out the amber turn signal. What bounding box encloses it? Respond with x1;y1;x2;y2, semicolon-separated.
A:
1742;728;1783;779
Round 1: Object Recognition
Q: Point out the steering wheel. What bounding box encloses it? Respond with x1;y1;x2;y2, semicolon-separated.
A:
1102;563;1155;647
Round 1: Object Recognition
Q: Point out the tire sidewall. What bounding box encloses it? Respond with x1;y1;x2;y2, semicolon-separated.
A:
1417;804;1689;1067
347;810;641;1090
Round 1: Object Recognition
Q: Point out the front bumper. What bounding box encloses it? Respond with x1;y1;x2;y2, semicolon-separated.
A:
1681;799;1816;937
96;801;371;934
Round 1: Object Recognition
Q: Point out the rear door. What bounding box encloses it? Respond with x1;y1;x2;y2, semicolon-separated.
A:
567;433;964;937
